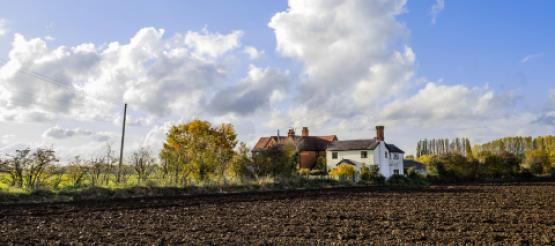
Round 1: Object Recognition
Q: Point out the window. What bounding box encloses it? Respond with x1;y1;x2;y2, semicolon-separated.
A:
361;151;367;158
393;169;399;175
385;151;388;158
332;152;338;159
393;153;399;160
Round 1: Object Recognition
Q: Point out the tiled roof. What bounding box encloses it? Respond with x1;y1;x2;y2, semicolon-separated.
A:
326;139;379;151
297;136;337;151
385;143;405;153
336;159;357;166
252;135;336;152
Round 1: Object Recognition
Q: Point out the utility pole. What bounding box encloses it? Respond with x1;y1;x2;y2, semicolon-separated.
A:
117;103;127;183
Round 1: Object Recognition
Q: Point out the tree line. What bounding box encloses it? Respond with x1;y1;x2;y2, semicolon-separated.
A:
412;136;555;182
0;120;307;191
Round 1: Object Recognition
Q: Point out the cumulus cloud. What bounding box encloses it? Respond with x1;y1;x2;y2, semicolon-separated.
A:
431;0;445;24
382;83;514;121
0;27;248;122
42;126;113;142
184;28;243;59
0;19;7;37
208;65;291;115
243;46;264;60
268;0;413;124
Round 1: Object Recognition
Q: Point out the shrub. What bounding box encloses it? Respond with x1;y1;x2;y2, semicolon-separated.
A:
387;174;409;185
329;164;356;181
359;164;385;184
297;168;311;176
522;149;551;176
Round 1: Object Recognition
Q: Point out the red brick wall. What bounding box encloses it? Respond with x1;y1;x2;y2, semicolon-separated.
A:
299;151;317;169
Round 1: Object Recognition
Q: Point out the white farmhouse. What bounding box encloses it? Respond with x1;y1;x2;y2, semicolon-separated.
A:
325;126;404;178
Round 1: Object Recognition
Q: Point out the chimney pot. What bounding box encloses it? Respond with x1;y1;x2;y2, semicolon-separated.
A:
301;127;309;138
287;128;295;141
376;125;385;141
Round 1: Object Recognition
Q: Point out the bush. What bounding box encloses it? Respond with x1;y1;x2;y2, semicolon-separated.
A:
427;154;479;182
297;168;311;176
387;174;409;185
329;164;356;181
359;164;385;184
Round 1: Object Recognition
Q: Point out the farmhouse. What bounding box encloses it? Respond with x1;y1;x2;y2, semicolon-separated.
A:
326;126;404;178
252;127;337;169
253;125;404;178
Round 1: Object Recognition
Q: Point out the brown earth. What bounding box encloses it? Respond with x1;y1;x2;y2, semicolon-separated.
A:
1;183;555;245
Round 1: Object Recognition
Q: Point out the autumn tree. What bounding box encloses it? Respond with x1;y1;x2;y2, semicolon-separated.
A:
523;149;551;175
160;120;237;184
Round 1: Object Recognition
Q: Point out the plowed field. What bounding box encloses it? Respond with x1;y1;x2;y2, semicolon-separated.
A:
1;183;555;245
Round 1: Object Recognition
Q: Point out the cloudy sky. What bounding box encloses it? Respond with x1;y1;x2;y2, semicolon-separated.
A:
0;0;554;161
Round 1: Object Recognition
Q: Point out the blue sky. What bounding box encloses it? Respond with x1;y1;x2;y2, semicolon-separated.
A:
0;0;554;160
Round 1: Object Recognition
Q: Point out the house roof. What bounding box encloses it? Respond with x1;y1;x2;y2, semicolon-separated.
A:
252;135;336;152
297;136;337;151
403;160;425;170
326;139;379;151
336;159;357;166
385;143;405;153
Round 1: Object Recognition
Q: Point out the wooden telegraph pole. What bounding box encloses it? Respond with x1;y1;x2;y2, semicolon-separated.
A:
117;103;127;183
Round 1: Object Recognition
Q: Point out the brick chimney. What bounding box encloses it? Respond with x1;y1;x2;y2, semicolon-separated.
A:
287;128;295;141
301;127;309;138
376;125;384;141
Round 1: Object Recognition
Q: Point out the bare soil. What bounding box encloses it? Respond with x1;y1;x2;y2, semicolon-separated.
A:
1;183;555;245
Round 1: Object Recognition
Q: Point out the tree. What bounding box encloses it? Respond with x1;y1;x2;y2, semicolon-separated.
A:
89;157;104;186
4;149;31;187
101;144;118;185
25;148;58;189
329;164;356;181
523;149;551;175
315;156;327;173
131;147;155;184
230;142;254;180
67;156;88;188
480;151;520;179
251;143;296;178
160;120;238;184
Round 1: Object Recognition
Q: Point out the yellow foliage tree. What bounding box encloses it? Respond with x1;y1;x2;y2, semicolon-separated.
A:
329;164;356;181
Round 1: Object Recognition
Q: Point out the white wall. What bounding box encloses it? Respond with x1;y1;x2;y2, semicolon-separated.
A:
326;149;375;171
326;141;404;178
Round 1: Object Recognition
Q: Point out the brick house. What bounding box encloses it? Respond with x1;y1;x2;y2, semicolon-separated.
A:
253;126;405;178
252;127;337;169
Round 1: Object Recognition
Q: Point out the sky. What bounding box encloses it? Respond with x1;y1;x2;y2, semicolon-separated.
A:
0;0;554;161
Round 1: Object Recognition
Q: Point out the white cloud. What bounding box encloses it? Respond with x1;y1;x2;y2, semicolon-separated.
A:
208;65;291;115
521;53;544;64
431;0;445;24
243;46;264;60
42;126;113;142
269;0;412;122
0;27;248;122
184;28;243;59
382;82;513;121
0;19;7;37
0;134;15;147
